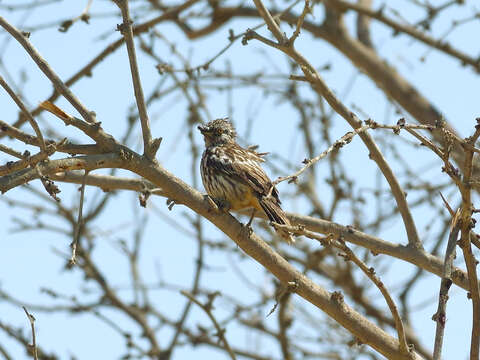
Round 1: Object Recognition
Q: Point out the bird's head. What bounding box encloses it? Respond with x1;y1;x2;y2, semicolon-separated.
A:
198;118;237;146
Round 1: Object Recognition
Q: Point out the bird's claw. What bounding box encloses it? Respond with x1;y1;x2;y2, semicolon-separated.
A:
240;221;253;238
239;209;255;238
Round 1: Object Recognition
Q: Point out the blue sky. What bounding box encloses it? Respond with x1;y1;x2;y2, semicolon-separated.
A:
1;0;480;359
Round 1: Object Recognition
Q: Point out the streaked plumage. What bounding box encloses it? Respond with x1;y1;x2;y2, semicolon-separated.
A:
198;118;294;243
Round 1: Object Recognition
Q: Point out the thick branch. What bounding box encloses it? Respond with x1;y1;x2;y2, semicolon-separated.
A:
41;170;473;292
125;153;424;360
327;0;480;72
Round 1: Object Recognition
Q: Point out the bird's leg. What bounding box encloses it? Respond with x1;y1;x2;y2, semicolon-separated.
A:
204;194;219;213
246;209;256;227
239;209;255;238
216;198;232;212
204;195;231;213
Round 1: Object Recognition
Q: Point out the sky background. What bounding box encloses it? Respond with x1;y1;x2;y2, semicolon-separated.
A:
1;0;480;359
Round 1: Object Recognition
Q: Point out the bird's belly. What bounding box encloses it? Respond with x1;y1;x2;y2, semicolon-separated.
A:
205;174;256;210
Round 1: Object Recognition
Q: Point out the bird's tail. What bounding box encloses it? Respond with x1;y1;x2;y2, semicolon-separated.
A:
259;197;295;243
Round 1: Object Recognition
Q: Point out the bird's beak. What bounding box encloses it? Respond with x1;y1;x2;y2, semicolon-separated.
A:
198;125;208;135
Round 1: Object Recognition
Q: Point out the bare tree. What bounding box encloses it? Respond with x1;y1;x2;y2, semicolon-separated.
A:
0;0;479;359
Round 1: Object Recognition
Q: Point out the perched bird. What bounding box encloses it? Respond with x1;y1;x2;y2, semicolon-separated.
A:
198;118;294;243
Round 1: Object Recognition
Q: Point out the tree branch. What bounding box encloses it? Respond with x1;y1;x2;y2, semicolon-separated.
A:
113;0;160;160
0;16;96;124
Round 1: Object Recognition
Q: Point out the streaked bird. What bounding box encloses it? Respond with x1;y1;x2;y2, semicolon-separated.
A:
198;118;294;243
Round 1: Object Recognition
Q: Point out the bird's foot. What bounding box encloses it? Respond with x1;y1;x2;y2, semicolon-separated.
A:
240;221;254;238
239;209;256;238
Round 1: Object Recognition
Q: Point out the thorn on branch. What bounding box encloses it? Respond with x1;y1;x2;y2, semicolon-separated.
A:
80;13;91;24
156;63;173;74
116;20;133;35
267;280;298;317
139;191;151;208
228;29;235;42
59;20;74;33
394;118;406;134
40;176;61;202
206;291;221;311
149;137;163;157
242;29;255;45
166;198;176;211
331;291;344;304
346;225;355;234
338;251;350;262
287;176;298;184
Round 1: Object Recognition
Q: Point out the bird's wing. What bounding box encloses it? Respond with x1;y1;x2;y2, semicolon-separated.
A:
230;145;281;203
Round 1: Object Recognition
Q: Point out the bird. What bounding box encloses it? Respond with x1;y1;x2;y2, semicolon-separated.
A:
198;118;294;243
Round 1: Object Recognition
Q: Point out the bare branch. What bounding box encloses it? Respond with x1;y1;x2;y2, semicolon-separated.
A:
273;124;371;186
22;306;38;360
251;0;287;44
243;21;421;249
339;239;410;353
0;76;46;152
432;210;460;359
180;291;237;360
70;170;89;265
328;0;480;72
288;0;311;45
113;0;161;160
0;16;96;124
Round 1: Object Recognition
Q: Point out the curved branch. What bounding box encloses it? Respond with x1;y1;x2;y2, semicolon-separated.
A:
125;153;424;360
327;0;480;72
42;170;473;292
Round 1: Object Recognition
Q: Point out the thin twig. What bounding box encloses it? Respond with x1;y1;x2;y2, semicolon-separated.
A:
0;147;56;176
275;222;410;354
157;0;301;74
459;125;480;359
180;291;237;360
244;0;422;250
0;16;96;124
22;306;38;360
439;192;454;217
114;0;160;159
328;0;480;72
288;0;311;45
0;144;24;159
336;239;410;354
432;209;460;360
0;76;46;152
251;0;286;44
70;170;89;265
272;124;371;187
0;119;99;155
